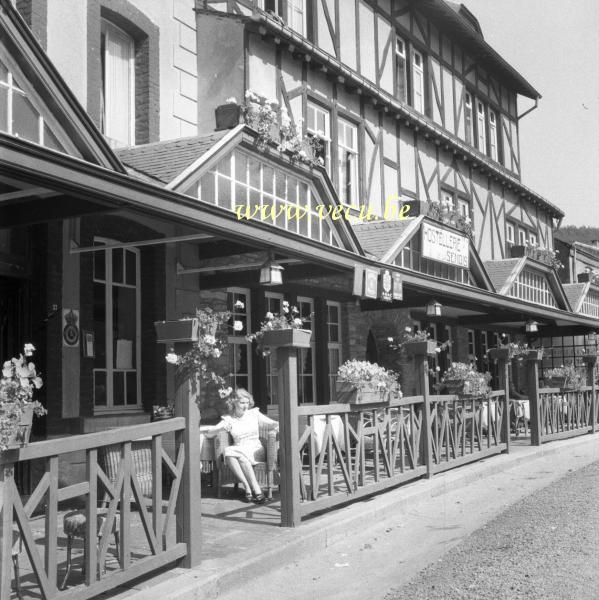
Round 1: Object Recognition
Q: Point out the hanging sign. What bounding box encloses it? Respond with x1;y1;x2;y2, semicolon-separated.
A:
62;309;80;347
379;269;393;302
421;223;469;268
392;272;403;301
364;268;379;299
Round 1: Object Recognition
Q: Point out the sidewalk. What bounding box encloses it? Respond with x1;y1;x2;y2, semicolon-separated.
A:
102;434;599;600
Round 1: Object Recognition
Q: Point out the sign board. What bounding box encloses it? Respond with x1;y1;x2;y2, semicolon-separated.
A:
379;269;392;302
421;223;469;269
364;268;379;299
392;272;403;300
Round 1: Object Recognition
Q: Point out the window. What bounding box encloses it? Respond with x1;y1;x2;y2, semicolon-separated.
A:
93;238;140;411
509;269;557;307
442;190;454;209
286;0;306;35
0;58;64;151
476;100;486;153
467;329;476;360
265;292;284;409
101;19;135;148
506;222;515;245
307;100;331;172
489;109;498;161
227;288;251;391
528;232;537;247
411;49;425;113
518;228;527;246
457;198;470;218
464;92;473;145
337;118;359;207
395;36;407;103
297;297;316;404
327;301;342;402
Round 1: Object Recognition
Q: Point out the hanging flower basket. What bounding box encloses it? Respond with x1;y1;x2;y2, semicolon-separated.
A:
260;328;312;349
404;340;438;356
154;318;200;343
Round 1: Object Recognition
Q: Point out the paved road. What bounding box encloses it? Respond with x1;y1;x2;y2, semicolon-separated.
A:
211;445;599;600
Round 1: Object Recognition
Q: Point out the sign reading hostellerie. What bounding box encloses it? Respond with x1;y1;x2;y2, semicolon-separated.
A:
421;223;469;269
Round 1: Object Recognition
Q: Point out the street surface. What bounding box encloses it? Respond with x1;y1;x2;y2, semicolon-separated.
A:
213;447;599;600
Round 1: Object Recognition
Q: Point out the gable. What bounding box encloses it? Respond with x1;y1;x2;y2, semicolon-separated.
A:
0;3;123;170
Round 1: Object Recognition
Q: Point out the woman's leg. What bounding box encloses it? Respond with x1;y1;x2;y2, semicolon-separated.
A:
238;458;262;496
225;456;251;496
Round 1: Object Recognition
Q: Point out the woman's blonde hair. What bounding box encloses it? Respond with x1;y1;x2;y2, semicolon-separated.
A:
225;388;255;414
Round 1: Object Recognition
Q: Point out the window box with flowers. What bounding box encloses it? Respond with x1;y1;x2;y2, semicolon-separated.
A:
247;302;311;356
0;344;46;451
544;365;585;391
388;327;441;357
441;362;491;398
335;360;400;405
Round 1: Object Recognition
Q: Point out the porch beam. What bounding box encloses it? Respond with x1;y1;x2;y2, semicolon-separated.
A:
70;232;215;254
177;257;302;275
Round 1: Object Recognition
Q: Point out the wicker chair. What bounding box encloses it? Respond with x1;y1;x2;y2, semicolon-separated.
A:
214;423;278;499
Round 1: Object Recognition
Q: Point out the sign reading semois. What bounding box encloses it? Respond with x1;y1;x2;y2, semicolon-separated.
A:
421;223;469;269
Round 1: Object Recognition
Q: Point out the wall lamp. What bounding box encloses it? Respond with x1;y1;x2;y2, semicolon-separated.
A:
259;253;284;286
425;299;443;317
525;320;539;333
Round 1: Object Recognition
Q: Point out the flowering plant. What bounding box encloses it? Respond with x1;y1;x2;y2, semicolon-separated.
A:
246;301;307;357
524;241;563;271
388;327;449;354
337;359;400;394
428;198;474;239
544;364;585;390
164;308;234;399
441;362;491;397
0;344;46;451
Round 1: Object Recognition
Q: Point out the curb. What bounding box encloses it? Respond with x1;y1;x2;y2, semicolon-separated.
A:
125;434;599;599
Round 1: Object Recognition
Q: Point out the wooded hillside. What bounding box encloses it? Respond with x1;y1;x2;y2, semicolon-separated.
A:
555;226;599;245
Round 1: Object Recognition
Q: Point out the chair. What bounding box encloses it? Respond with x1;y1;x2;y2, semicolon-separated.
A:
214;423;278;499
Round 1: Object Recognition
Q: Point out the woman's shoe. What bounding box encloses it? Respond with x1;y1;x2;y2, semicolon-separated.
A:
252;493;266;504
242;493;253;503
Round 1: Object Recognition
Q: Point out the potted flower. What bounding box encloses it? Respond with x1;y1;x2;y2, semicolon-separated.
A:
161;307;235;399
215;97;242;131
544;364;585;390
152;404;175;421
0;344;46;451
246;301;311;356
487;336;529;362
441;362;491;397
335;359;400;404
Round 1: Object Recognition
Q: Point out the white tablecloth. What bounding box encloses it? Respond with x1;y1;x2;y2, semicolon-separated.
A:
311;415;345;455
513;400;530;420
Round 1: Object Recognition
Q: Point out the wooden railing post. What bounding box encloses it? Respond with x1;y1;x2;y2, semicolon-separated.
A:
497;356;511;452
0;464;15;600
526;355;542;446
583;354;598;433
174;352;203;568
276;346;301;527
414;350;433;479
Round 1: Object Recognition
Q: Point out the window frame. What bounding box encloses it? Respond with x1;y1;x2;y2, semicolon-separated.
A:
92;237;142;413
489;108;498;162
265;291;285;410
306;99;331;173
226;287;252;393
326;301;343;402
464;91;474;146
411;47;425;114
296;296;316;405
506;222;515;246
476;99;487;154
395;35;408;103
337;116;360;208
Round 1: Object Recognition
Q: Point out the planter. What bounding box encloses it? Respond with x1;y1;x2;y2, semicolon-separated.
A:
404;340;438;356
509;245;527;259
545;376;567;389
5;403;34;448
441;379;465;394
335;381;387;404
154;319;199;344
526;348;544;361
260;328;312;349
487;348;511;361
215;104;241;131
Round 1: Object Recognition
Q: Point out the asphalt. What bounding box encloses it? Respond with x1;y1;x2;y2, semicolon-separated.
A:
105;433;599;600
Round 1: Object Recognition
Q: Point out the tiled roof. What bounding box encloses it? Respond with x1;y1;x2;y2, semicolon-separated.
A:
353;219;415;259
483;259;521;293
562;283;588;312
115;131;229;185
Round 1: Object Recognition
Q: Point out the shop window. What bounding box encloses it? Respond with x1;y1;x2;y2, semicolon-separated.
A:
0;58;64;151
93;238;141;411
307;100;331;172
227;288;252;391
395;36;407;103
337;117;359;208
101;19;135;148
327;301;342;402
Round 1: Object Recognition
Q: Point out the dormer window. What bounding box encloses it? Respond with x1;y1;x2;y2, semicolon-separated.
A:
101;19;135;148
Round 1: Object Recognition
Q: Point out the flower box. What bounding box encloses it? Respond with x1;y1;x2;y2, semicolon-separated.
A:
404;340;438;356
526;348;544;361
3;403;34;449
545;376;567;389
487;348;511;361
154;319;199;344
260;328;312;349
215;104;241;130
509;245;527;259
442;379;465;394
335;382;387;404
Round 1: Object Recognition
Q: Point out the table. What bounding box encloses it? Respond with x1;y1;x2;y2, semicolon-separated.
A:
310;415;345;455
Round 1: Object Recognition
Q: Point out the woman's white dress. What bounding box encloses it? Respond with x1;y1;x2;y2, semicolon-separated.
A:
221;408;275;465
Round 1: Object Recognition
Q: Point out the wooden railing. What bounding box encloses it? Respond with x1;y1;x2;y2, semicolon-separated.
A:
536;387;594;442
0;418;190;600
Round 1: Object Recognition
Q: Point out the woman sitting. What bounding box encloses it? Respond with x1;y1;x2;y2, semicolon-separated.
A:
205;388;278;504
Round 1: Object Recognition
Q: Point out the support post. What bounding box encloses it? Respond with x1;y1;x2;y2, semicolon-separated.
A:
174;351;203;568
276;347;301;527
415;351;433;478
0;464;15;600
497;356;511;452
526;356;542;446
583;354;598;433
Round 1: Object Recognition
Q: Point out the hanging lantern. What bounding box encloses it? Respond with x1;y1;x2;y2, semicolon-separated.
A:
425;299;443;317
525;320;539;333
259;255;284;286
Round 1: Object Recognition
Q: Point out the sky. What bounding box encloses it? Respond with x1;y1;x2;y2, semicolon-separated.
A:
461;0;599;227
